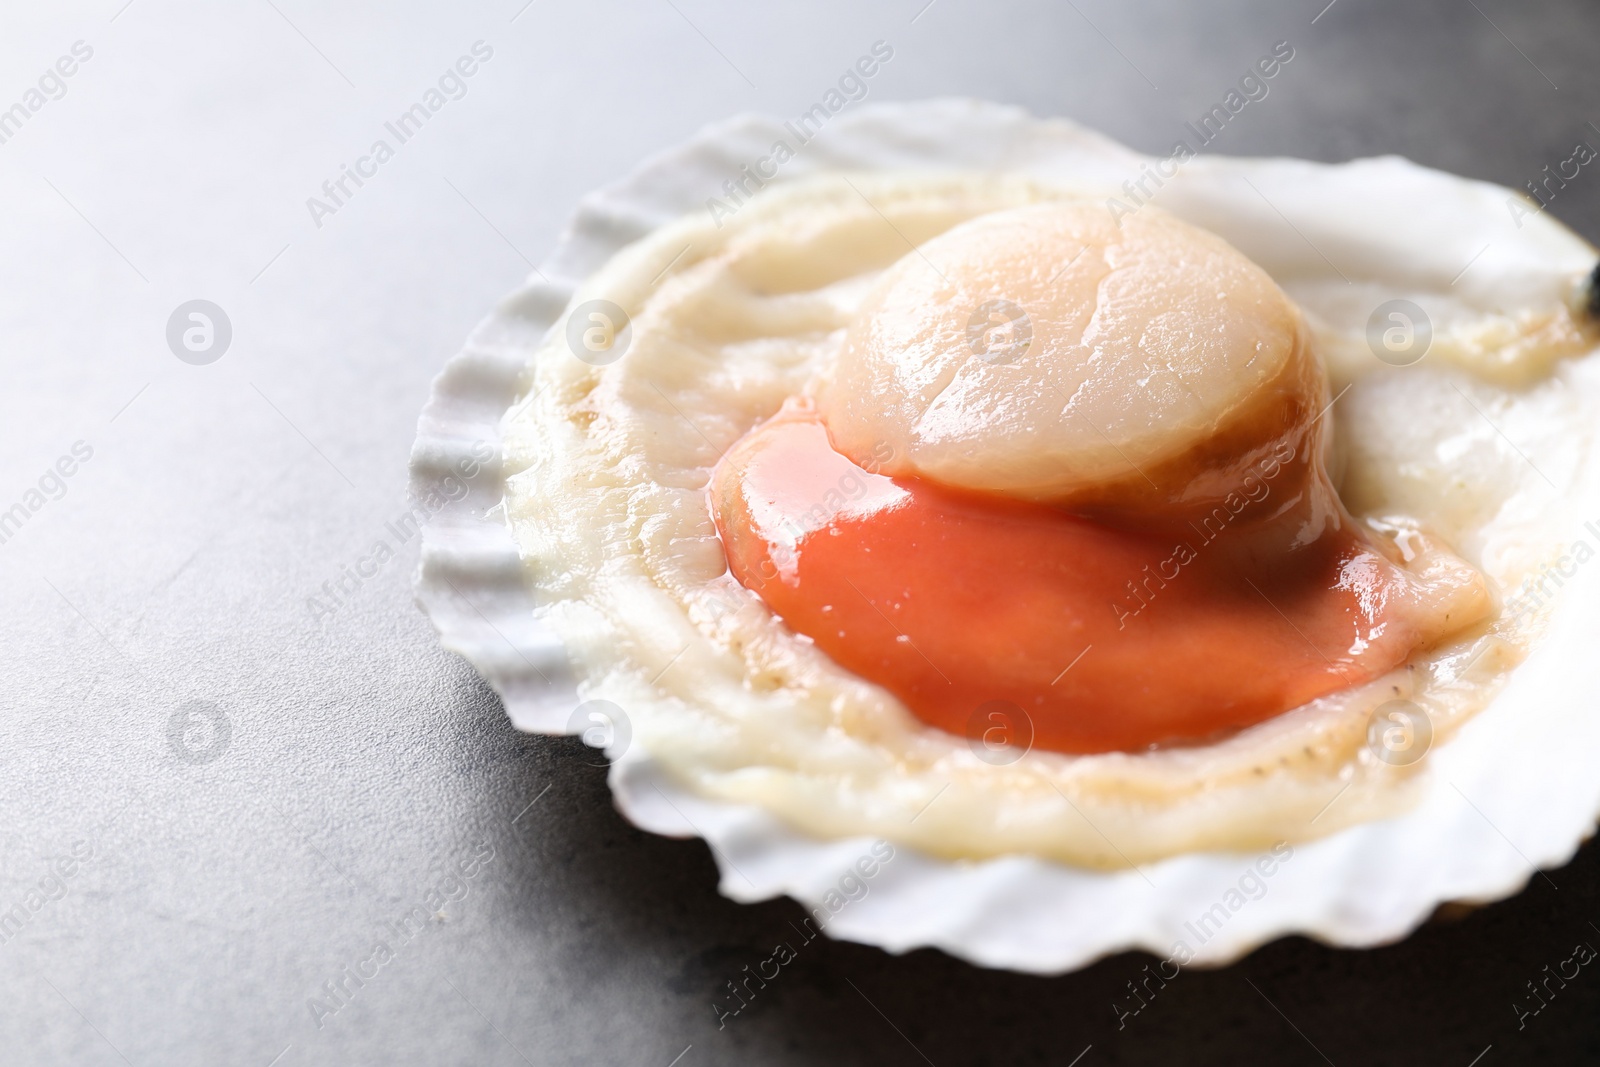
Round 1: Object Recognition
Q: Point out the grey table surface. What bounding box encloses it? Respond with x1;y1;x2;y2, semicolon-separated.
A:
3;1;1599;1064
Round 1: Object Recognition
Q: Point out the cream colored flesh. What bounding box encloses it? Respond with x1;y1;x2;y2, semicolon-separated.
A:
821;201;1302;503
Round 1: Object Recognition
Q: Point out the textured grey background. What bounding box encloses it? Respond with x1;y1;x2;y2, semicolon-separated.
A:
2;0;1598;1064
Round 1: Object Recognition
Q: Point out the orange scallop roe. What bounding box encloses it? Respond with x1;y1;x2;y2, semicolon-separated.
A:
710;410;1478;755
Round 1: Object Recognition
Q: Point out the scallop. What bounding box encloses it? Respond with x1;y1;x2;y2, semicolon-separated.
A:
821;200;1308;510
416;101;1600;972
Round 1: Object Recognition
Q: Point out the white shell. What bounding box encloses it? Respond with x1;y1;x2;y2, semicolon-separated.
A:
409;99;1600;974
